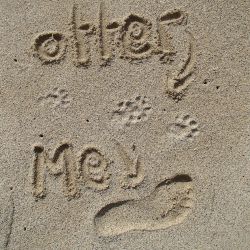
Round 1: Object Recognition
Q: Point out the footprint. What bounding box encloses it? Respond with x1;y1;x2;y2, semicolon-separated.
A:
168;114;199;140
94;174;194;236
38;87;71;108
112;95;152;127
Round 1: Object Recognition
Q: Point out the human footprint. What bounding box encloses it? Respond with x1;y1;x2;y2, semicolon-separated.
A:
94;174;194;236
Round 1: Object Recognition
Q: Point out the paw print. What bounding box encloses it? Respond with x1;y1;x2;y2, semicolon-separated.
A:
38;87;71;108
168;114;199;140
112;96;152;127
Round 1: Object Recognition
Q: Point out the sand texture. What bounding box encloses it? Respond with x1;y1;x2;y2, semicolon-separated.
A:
0;0;249;249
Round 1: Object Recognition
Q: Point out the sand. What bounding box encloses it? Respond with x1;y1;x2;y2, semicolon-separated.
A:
0;0;249;249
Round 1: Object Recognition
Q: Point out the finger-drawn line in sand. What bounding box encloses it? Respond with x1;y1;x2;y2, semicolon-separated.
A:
99;1;111;62
159;9;187;25
112;95;152;127
157;9;187;62
0;194;14;250
71;4;96;66
115;141;144;189
32;143;79;199
166;30;196;100
168;114;199;140
121;14;153;60
33;32;67;63
98;1;107;61
94;174;194;236
38;87;71;108
79;147;110;191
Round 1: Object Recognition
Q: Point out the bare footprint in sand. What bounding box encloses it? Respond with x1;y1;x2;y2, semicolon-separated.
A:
94;174;194;236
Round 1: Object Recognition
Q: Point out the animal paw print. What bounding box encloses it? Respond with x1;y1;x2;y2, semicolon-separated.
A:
112;96;152;127
38;87;71;108
168;114;199;140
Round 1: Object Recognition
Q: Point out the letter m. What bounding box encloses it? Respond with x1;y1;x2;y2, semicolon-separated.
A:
32;143;78;199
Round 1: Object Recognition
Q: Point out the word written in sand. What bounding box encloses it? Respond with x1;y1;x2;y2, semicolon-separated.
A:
33;5;188;65
32;142;144;199
32;4;195;99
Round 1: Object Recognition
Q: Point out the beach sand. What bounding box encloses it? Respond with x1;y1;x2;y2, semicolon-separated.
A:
0;0;249;249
